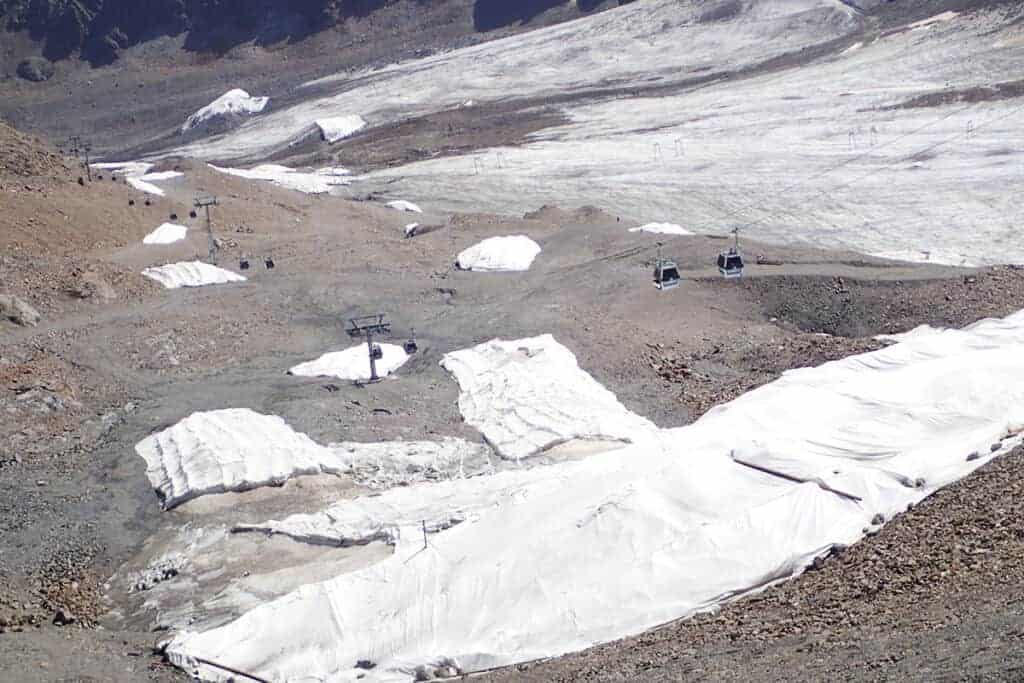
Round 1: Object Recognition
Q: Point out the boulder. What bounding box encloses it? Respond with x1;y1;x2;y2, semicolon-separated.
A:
0;294;40;326
16;58;54;83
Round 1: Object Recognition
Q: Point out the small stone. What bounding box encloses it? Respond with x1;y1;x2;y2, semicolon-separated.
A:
990;443;1002;453
871;513;885;525
967;451;980;462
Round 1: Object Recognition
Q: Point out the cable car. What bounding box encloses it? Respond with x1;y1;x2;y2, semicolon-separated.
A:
239;256;250;270
717;248;744;278
404;329;418;355
369;343;384;361
653;259;681;290
264;256;275;270
718;227;745;278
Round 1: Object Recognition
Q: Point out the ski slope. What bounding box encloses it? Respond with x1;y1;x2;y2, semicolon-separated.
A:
167;312;1024;682
165;0;1024;266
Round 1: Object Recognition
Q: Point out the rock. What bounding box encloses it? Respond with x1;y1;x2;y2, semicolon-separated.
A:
414;664;435;681
0;294;40;326
871;513;885;525
967;451;981;462
16;58;54;83
52;608;76;626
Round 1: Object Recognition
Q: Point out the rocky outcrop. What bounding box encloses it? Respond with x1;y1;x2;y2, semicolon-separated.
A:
0;0;623;66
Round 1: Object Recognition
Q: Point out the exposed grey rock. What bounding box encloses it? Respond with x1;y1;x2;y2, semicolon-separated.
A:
16;57;54;82
0;294;40;326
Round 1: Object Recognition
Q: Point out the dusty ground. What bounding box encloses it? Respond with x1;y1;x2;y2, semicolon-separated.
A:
2;117;1024;682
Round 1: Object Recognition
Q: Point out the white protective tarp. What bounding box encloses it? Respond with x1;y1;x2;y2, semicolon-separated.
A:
182;89;269;132
135;409;335;509
455;235;541;272
629;222;694;236
167;311;1024;682
143;223;188;245
141;261;246;289
288;343;409;381
316;115;367;143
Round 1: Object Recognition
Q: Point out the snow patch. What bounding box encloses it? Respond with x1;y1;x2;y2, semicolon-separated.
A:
143;223;188;245
209;163;352;194
141;261;246;289
628;222;693;236
441;334;657;460
288;343;409;382
316;115;367;143
182;89;269;133
455;235;541;272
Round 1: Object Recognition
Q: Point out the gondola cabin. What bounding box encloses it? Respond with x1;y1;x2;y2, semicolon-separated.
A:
653;259;681;290
717;248;744;278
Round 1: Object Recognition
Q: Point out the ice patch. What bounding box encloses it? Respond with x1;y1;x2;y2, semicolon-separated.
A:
386;200;423;213
316;115;367;143
143;223;188;245
209;163;352;194
134;409;335;510
441;334;657;460
288;343;409;382
182;89;269;132
168;311;1024;681
455;235;542;272
327;438;494;490
628;222;694;236
141;261;247;289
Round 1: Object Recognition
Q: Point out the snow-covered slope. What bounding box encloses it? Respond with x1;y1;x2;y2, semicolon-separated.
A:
455;235;541;272
169;1;1024;266
143;223;188;245
167;311;1024;682
141;261;246;289
289;343;409;381
440;335;657;460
